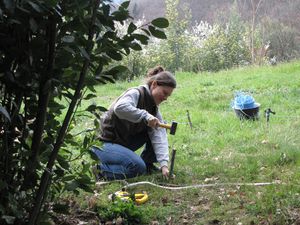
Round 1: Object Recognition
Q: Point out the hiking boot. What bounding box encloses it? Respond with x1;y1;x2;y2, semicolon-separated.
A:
146;163;160;174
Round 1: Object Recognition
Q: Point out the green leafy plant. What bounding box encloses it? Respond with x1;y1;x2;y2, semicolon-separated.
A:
0;0;168;224
98;199;145;225
199;5;250;71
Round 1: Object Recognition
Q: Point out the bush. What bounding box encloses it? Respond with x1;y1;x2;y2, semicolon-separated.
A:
262;18;300;61
0;0;168;224
199;23;250;72
113;1;251;76
98;199;145;225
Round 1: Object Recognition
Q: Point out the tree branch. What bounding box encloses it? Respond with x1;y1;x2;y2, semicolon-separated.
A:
28;0;101;224
23;14;57;189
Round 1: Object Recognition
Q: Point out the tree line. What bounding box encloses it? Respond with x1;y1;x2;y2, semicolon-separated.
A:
112;0;300;79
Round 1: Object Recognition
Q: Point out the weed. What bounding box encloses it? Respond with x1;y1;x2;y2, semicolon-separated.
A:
97;199;145;225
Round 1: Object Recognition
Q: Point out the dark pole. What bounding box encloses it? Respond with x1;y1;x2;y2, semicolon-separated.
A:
169;147;176;178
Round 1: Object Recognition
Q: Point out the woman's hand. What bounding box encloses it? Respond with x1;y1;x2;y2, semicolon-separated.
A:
161;166;169;179
147;115;160;128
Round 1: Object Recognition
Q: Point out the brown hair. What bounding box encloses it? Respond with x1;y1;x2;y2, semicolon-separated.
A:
146;66;176;88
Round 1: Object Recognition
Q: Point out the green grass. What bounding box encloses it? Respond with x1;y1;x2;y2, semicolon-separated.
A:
77;61;300;224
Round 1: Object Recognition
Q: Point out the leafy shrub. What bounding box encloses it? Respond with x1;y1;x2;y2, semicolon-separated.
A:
0;0;168;224
112;1;252;76
98;199;145;225
198;14;251;71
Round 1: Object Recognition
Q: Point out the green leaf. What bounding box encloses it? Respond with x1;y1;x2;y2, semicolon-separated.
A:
83;136;88;148
28;1;43;13
62;35;75;43
120;1;130;9
96;105;108;112
89;149;99;161
103;31;116;39
111;65;128;72
123;47;130;55
94;63;103;76
40;144;53;163
78;46;90;60
57;155;70;170
78;175;93;190
87;85;96;93
62;175;76;182
65;180;79;191
148;25;167;39
106;51;123;61
141;28;150;36
127;22;137;34
53;168;64;177
78;183;93;193
81;161;91;173
132;34;149;45
85;104;96;113
130;42;142;51
48;100;66;112
95;75;115;84
151;17;169;28
85;104;107;113
112;10;129;22
105;65;128;75
102;3;110;17
0;106;11;123
83;93;97;100
96;14;114;29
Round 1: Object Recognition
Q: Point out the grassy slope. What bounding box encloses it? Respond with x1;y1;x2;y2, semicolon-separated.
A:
89;61;300;224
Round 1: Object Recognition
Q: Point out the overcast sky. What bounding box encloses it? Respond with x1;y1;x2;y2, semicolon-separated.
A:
112;0;123;3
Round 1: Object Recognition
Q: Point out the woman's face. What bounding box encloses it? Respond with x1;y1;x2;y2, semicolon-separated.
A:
150;81;174;105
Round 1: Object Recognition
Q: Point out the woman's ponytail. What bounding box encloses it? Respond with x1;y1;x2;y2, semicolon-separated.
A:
146;66;176;88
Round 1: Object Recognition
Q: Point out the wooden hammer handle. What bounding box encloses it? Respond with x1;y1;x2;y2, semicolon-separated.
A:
158;123;171;129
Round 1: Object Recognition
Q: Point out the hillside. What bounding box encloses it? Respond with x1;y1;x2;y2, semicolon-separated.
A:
83;61;300;224
127;0;300;62
129;0;232;23
128;0;300;29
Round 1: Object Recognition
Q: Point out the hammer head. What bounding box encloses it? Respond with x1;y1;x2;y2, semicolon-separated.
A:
169;121;178;135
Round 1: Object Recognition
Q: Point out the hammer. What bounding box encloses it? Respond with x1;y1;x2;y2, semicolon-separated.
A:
158;121;178;135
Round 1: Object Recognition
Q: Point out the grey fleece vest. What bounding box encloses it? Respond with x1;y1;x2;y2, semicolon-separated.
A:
99;86;157;148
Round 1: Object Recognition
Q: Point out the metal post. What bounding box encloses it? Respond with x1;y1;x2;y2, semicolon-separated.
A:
169;147;176;178
264;108;276;123
186;110;193;129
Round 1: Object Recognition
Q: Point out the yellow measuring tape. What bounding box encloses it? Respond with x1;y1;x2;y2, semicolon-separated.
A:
113;190;148;205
